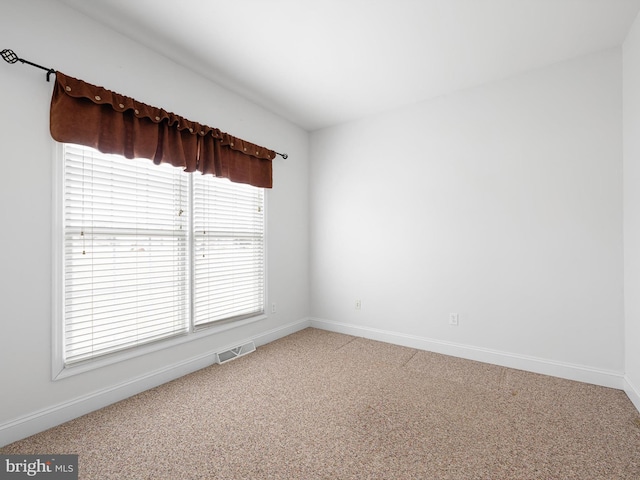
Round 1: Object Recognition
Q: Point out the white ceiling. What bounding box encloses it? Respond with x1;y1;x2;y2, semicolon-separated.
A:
59;0;640;131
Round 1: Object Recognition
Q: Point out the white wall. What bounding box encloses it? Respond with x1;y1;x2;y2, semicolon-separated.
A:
623;12;640;411
0;0;309;445
310;49;624;384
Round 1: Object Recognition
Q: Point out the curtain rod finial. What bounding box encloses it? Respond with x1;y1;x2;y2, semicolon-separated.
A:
1;49;18;64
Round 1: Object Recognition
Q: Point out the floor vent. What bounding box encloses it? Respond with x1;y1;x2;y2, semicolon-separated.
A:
215;341;256;364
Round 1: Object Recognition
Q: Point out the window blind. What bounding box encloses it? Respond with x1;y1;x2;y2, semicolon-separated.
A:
63;145;189;364
61;143;266;367
193;176;265;326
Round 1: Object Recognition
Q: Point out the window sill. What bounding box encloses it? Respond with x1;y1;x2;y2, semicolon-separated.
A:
52;313;267;381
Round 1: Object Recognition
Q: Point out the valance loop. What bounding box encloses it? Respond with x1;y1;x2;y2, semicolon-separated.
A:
50;72;273;188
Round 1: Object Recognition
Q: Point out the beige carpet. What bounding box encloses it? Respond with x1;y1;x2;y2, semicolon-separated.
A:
2;328;640;479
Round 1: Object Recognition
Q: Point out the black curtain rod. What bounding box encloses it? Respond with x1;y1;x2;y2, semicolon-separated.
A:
1;48;289;160
1;48;56;81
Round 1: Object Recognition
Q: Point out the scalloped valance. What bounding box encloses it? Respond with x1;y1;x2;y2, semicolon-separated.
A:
50;72;273;188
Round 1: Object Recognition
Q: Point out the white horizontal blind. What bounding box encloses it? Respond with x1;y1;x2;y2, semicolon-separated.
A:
63;144;189;364
193;176;265;326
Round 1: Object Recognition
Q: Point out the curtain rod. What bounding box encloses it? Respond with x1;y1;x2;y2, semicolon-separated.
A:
1;48;289;160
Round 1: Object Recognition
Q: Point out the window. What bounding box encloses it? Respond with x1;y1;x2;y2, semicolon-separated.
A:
54;144;265;374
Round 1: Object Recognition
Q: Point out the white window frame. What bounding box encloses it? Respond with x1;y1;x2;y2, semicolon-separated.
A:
52;143;268;380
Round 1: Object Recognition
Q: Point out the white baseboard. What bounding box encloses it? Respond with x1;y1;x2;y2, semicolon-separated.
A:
624;376;640;413
3;316;631;448
0;318;311;448
310;318;626;390
250;317;311;348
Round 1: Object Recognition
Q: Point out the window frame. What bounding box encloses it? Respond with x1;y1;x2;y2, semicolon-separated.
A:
52;143;268;380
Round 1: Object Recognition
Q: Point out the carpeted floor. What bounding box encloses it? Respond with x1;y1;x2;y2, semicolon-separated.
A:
2;328;640;479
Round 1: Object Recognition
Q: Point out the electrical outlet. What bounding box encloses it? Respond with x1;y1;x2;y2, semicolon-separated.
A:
271;303;277;314
355;300;362;310
449;313;459;326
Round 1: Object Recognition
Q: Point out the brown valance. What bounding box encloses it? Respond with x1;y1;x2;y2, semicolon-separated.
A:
50;72;273;188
